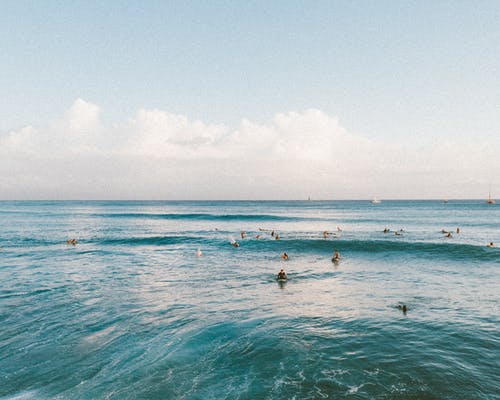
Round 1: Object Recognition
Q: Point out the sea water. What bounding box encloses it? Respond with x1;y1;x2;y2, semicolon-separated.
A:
0;200;499;399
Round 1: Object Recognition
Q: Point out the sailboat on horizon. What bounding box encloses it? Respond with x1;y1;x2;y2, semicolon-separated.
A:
371;197;381;204
487;190;495;204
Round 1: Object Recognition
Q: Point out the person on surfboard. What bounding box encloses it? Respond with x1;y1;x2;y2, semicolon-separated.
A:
277;269;287;280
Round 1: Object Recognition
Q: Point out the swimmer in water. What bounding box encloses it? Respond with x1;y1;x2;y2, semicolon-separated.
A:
277;269;287;280
241;231;246;239
446;232;453;238
487;242;495;247
281;252;289;260
275;234;280;240
66;239;77;245
397;304;408;313
332;250;340;262
255;234;261;239
456;227;460;234
271;230;275;237
383;228;390;234
323;231;329;239
196;248;202;257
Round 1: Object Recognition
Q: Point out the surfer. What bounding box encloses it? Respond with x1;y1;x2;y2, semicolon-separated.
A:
255;234;261;239
275;234;280;240
397;304;408;313
337;226;343;232
240;231;246;239
332;250;340;262
281;252;289;260
487;242;495;247
445;232;453;238
323;231;329;239
383;228;390;233
456;227;460;234
66;239;77;245
231;240;240;248
277;269;287;280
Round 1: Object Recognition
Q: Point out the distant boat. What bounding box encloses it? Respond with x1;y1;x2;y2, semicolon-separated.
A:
371;197;381;204
486;190;495;204
443;198;449;204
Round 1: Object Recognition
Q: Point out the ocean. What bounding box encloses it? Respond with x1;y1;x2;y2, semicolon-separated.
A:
0;200;499;399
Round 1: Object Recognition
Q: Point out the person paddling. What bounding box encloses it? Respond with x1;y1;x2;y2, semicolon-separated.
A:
277;269;287;280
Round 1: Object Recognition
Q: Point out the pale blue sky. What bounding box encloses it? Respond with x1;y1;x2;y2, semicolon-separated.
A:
1;1;499;199
1;1;499;141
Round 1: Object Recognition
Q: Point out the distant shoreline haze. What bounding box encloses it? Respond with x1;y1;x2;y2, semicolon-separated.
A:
1;100;498;201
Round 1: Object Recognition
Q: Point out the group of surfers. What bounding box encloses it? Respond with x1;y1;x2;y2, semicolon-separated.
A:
277;249;340;281
231;228;345;282
64;225;495;261
226;226;497;282
440;227;461;238
384;226;495;246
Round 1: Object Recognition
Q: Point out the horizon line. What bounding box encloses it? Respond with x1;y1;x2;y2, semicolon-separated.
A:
0;198;496;202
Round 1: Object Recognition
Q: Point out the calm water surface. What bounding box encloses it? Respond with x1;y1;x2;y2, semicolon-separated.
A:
1;201;499;399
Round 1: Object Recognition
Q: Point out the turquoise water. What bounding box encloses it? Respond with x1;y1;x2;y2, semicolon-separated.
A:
1;200;499;399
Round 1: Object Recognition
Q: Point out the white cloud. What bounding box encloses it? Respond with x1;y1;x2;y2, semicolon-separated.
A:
122;109;228;157
65;98;101;135
0;99;498;199
1;98;102;155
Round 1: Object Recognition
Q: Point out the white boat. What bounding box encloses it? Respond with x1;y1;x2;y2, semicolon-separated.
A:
371;197;381;204
487;191;495;204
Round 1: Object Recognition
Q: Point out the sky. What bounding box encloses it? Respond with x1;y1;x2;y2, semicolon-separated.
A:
1;0;499;200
